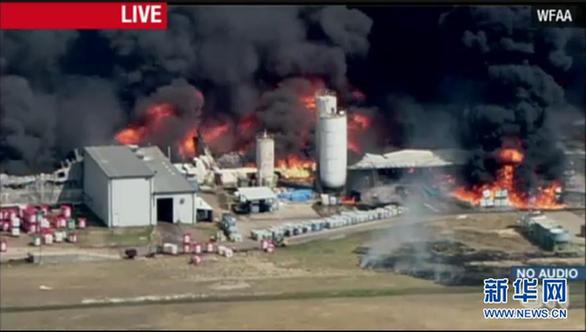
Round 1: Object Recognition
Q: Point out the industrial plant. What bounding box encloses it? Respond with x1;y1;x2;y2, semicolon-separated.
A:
1;4;585;329
1;89;583;256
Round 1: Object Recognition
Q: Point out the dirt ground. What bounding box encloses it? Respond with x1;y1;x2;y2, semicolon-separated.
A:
1;292;584;330
1;212;585;330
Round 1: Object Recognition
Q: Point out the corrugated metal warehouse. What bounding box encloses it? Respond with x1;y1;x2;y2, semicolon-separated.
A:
83;145;212;227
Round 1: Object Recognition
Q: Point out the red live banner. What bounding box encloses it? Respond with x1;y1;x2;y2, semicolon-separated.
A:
0;2;168;30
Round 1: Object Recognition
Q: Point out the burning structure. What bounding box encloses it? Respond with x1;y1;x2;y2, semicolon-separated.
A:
1;7;582;217
347;147;566;210
347;149;467;206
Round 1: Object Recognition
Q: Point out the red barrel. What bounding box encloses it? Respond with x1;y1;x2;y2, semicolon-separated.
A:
1;221;9;232
206;242;215;253
183;243;192;254
0;238;7;252
260;240;269;250
47;216;57;229
77;217;87;229
183;233;192;244
40;205;49;215
60;205;72;218
191;255;202;265
28;224;38;234
24;210;37;223
193;243;202;254
58;217;66;228
0;207;19;220
67;232;78;243
265;242;275;253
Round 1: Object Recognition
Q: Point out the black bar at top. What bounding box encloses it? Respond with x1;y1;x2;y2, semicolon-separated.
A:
0;0;584;4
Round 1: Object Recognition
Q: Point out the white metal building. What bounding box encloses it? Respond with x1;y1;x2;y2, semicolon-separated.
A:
83;145;212;227
84;146;154;227
234;186;278;213
348;149;467;170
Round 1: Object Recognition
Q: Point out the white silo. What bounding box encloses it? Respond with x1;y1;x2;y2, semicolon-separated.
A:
315;89;338;156
256;130;275;187
315;90;337;117
316;90;347;191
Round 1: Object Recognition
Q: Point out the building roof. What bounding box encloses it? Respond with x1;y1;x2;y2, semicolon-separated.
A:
195;196;213;211
138;146;197;194
236;186;277;201
348;149;467;170
84;146;155;178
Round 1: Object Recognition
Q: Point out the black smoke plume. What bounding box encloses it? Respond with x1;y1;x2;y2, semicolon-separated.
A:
0;6;373;174
380;6;584;192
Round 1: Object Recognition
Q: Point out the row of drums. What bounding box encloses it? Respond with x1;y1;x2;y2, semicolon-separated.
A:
251;204;405;241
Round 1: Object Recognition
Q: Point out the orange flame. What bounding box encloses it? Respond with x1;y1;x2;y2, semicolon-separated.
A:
451;148;564;210
302;95;317;111
348;140;362;154
277;155;316;179
349;113;371;130
115;127;145;145
498;148;524;164
347;112;373;154
176;121;233;159
202;121;229;143
115;103;176;145
178;129;198;158
341;196;357;205
238;113;257;134
146;104;175;126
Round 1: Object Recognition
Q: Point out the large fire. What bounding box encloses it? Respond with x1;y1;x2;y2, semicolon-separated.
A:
301;95;317;111
348;112;372;154
451;147;565;210
498;148;524;164
114;103;176;145
115;102;238;160
276;155;316;179
114;81;373;180
178;129;198;158
176;121;233;158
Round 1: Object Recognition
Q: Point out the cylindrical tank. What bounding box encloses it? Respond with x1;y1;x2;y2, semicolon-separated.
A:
318;110;347;190
315;90;337;117
67;232;78;243
256;131;275;187
315;90;336;176
183;233;192;244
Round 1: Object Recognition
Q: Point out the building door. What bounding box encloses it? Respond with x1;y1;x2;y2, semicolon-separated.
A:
156;198;174;223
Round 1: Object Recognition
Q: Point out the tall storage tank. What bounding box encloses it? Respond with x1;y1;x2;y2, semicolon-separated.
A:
256;131;275;186
316;90;347;190
316;91;337;117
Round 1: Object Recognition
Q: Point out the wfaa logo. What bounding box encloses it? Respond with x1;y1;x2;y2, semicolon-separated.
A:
533;6;584;28
481;266;585;320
